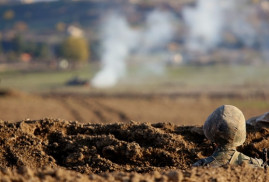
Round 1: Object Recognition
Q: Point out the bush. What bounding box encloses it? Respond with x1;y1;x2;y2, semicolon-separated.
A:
59;36;89;63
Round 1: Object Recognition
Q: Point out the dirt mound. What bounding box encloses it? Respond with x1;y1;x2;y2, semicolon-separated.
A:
0;119;206;173
1;165;268;182
0;119;269;181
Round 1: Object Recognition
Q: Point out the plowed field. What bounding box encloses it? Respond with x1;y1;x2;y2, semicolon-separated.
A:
1;90;269;125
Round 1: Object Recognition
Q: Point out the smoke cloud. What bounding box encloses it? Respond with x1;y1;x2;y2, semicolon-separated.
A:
183;0;234;52
92;0;269;88
141;10;175;52
91;13;139;88
91;10;176;88
183;0;269;56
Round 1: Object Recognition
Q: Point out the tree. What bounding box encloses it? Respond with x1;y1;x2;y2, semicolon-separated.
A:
14;21;28;32
12;34;25;55
59;36;89;63
35;43;50;59
0;41;2;55
0;34;2;54
3;10;15;20
56;22;66;32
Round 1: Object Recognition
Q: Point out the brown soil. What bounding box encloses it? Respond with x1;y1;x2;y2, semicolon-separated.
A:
0;119;269;181
1;91;269;125
1;165;268;182
1;90;269;181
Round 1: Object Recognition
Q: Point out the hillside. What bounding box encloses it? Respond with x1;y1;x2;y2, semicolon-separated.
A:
0;1;111;31
1;1;184;30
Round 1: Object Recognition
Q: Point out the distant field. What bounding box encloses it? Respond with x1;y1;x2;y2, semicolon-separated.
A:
0;64;95;93
0;64;269;94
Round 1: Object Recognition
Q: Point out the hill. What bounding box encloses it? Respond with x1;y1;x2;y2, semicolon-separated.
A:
0;1;108;31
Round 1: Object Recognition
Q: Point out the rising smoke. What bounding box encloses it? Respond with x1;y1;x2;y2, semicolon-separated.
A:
183;0;234;52
183;0;269;54
138;10;176;75
141;10;175;52
91;10;176;88
91;13;139;88
92;0;269;88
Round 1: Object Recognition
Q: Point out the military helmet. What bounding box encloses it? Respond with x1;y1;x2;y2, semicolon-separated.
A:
203;105;246;147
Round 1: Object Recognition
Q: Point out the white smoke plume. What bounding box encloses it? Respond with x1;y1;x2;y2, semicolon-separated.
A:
91;13;139;88
223;0;259;48
138;10;176;75
141;10;175;52
92;10;176;88
183;0;268;55
183;0;235;52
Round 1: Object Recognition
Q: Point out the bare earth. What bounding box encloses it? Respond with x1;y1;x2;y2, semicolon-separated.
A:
0;118;269;181
1;90;269;125
0;90;269;181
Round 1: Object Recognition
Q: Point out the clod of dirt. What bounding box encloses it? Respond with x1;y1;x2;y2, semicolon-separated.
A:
0;119;269;181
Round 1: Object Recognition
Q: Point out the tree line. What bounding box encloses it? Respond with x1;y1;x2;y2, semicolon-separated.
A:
0;34;90;64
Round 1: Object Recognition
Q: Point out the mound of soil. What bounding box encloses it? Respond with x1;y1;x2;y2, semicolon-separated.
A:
0;119;269;181
1;165;268;182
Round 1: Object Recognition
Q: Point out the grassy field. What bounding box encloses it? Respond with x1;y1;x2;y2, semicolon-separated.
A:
1;63;269;94
0;65;95;93
166;65;269;86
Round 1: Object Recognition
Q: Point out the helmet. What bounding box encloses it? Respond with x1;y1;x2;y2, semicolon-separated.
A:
203;105;246;147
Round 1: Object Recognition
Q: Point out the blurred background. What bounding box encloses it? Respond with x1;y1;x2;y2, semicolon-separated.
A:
0;0;269;124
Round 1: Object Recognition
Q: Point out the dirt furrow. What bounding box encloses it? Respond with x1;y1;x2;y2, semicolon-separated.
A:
57;97;85;122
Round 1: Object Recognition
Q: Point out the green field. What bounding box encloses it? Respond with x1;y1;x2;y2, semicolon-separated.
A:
0;64;269;94
0;65;95;93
